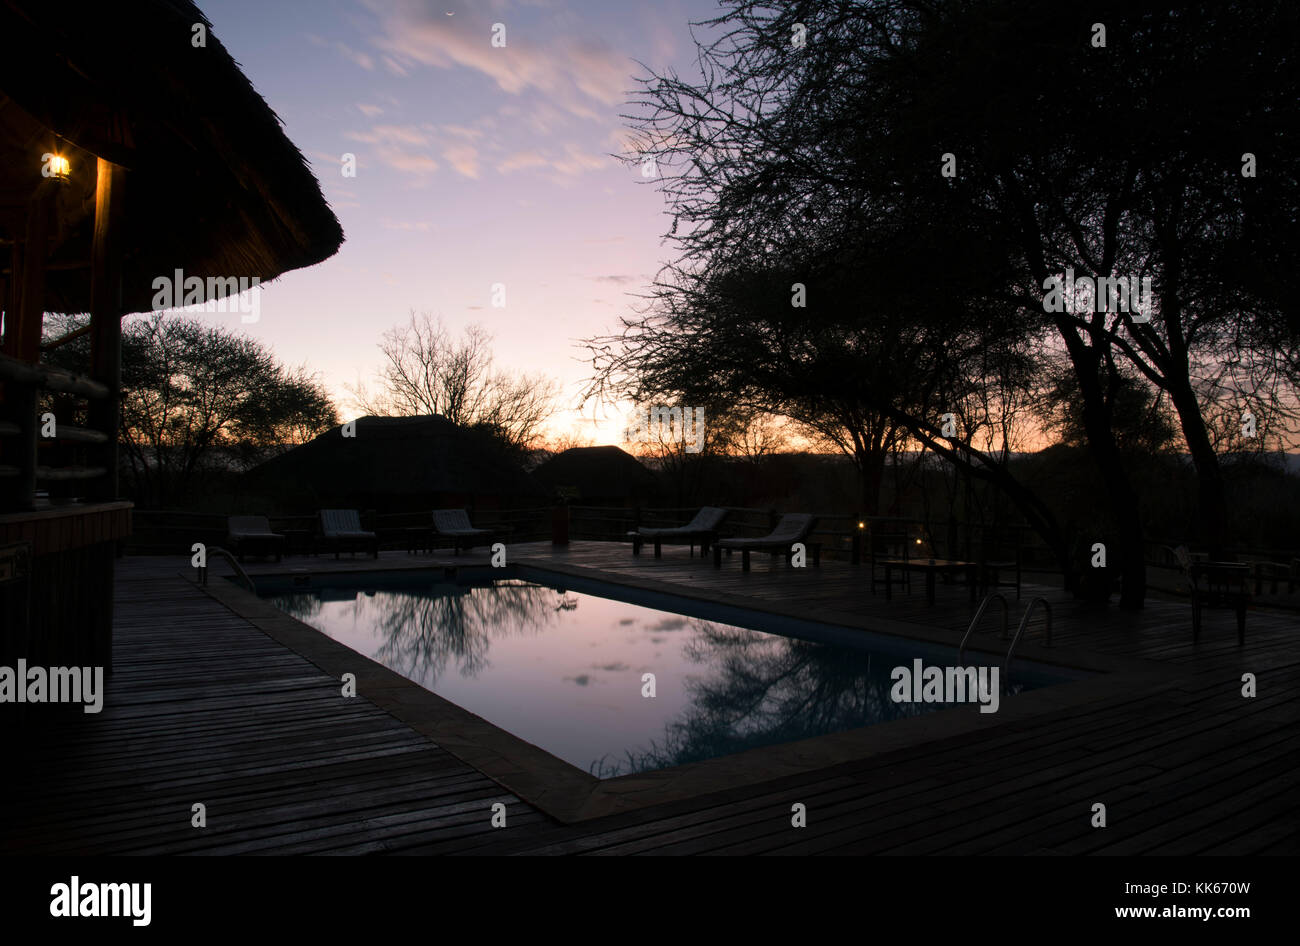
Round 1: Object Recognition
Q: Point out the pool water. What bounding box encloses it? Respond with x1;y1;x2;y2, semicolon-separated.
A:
258;570;1080;778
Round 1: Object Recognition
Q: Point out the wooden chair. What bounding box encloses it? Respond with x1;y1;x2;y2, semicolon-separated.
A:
1170;546;1248;645
1189;561;1249;645
868;522;912;595
976;525;1022;599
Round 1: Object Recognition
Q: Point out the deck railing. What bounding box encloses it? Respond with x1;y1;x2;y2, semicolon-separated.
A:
128;504;554;554
1147;538;1300;596
566;505;1031;566
115;504;1300;599
0;352;115;511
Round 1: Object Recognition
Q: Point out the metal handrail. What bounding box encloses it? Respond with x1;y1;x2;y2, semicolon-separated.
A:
1004;596;1052;677
197;545;256;595
959;592;1009;664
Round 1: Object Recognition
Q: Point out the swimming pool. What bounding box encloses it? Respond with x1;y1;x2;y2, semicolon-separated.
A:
257;569;1085;778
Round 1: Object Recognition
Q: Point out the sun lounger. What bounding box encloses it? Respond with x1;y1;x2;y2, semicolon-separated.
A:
226;515;285;562
318;508;379;559
713;514;820;571
629;506;729;557
430;508;499;554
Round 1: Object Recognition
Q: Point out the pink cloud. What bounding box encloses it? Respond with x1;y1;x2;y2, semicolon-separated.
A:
359;0;633;118
308;33;376;70
345;124;431;146
497;150;548;173
443;143;481;178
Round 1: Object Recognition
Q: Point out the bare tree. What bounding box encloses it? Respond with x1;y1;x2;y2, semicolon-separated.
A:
350;310;561;452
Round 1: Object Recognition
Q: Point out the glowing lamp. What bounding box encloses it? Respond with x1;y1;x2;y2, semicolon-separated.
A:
47;153;71;182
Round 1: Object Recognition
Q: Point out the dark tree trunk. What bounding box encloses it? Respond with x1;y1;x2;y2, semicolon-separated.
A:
1167;379;1230;558
1074;362;1147;609
858;448;887;517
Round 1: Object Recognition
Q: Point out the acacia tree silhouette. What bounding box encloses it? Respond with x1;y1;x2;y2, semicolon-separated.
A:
595;0;1300;608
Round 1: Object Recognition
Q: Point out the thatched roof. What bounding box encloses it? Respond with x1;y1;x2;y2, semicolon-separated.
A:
245;416;547;512
532;446;659;501
0;0;343;314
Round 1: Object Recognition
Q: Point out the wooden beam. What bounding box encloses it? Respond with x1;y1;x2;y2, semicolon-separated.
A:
88;158;125;503
0;352;110;399
39;321;92;352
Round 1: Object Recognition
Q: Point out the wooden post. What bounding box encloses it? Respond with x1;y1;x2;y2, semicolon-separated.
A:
1;193;55;510
0;270;15;508
2;256;22;358
13;192;52;364
10;384;37;509
88;159;125;502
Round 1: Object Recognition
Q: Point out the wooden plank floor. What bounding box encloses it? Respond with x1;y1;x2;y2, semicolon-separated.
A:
2;543;1296;855
1;568;548;855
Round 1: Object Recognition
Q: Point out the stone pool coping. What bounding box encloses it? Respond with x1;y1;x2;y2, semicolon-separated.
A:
196;558;1182;824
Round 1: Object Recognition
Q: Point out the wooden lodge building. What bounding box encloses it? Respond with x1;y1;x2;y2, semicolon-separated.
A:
532;445;660;505
243;415;549;514
0;1;343;672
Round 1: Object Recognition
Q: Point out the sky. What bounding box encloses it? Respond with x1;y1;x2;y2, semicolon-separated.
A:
195;0;720;442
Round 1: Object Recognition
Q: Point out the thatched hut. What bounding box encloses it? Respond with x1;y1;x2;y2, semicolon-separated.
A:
0;0;343;672
244;416;547;514
532;446;660;504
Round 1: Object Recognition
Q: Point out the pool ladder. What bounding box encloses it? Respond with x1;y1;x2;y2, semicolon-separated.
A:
196;545;257;595
959;593;1052;680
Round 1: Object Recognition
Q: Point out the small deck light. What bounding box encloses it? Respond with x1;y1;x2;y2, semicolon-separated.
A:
45;152;71;182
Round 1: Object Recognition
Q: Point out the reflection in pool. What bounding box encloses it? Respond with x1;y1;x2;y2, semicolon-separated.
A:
260;571;1072;778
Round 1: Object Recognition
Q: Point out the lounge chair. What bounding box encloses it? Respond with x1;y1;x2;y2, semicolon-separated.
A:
713;514;820;571
318;509;379;559
226;515;284;562
629;506;729;558
431;508;499;554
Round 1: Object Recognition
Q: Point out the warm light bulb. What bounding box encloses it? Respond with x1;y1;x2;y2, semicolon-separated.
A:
48;154;70;180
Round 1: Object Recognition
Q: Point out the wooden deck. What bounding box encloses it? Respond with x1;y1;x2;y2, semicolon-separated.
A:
2;542;1296;855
